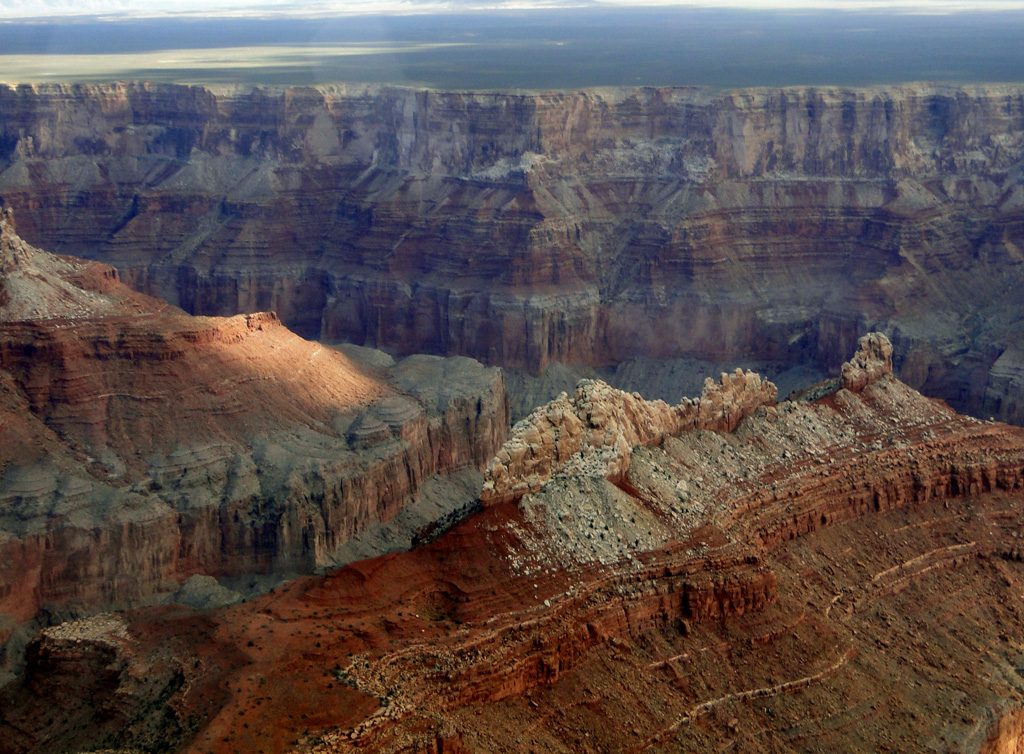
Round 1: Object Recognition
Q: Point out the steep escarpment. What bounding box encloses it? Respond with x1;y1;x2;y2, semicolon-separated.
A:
1;82;1023;421
7;334;1024;754
0;210;508;645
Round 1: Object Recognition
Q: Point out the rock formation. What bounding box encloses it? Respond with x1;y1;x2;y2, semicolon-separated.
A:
840;331;894;392
1;82;1023;421
0;211;509;656
6;334;1024;754
481;368;776;505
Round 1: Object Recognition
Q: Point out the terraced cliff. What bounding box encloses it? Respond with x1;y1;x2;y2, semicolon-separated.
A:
1;82;1023;422
6;334;1024;754
0;210;508;648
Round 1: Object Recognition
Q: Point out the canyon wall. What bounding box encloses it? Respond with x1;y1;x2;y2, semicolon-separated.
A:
0;212;509;637
0;82;1022;421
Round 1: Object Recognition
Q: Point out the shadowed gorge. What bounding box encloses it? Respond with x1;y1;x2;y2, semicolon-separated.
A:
1;81;1024;424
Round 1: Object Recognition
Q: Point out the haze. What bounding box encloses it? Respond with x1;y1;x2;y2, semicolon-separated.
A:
6;1;1024;18
2;3;1024;88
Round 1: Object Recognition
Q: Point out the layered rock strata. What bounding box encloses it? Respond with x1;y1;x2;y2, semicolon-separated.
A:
7;335;1024;753
0;212;508;644
1;82;1024;421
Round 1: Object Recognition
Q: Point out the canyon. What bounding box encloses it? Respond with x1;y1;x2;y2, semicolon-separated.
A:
3;333;1024;753
2;78;1024;754
0;82;1023;423
0;209;508;672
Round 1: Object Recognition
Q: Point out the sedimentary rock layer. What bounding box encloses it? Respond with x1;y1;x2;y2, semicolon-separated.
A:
0;211;508;636
1;82;1023;420
6;335;1024;754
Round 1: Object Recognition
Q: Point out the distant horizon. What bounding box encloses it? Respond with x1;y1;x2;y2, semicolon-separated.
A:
2;6;1024;90
4;0;1024;20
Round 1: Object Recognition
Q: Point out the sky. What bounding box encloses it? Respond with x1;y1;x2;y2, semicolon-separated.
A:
4;0;1024;18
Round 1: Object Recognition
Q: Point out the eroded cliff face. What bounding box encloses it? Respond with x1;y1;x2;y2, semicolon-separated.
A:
7;335;1024;754
1;82;1023;422
0;212;509;643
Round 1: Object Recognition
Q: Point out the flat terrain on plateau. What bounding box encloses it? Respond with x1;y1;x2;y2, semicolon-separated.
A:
4;9;1024;88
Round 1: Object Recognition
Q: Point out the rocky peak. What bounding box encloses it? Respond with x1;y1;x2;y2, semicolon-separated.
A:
840;332;895;392
481;368;776;505
0;208;29;274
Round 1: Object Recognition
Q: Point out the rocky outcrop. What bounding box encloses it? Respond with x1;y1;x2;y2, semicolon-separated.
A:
6;337;1024;754
1;82;1023;421
839;331;894;392
481;368;776;504
982;348;1024;423
981;708;1024;754
0;214;509;644
0;613;238;754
